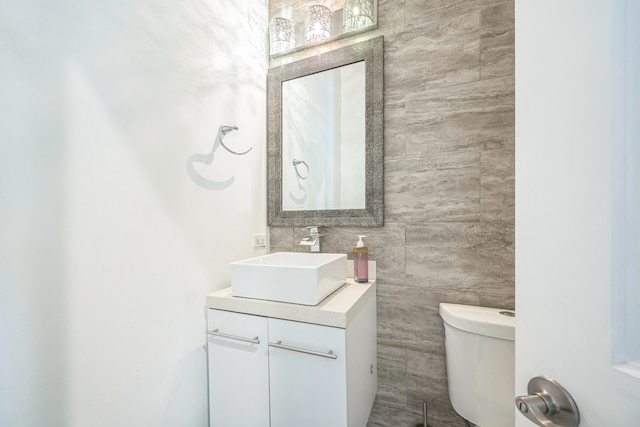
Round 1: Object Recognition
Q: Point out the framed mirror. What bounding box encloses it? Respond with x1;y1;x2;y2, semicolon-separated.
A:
267;36;384;226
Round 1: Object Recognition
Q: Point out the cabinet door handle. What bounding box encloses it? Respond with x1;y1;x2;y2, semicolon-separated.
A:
268;340;337;359
206;329;260;344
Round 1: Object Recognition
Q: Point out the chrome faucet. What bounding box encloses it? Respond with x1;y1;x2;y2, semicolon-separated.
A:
300;226;323;253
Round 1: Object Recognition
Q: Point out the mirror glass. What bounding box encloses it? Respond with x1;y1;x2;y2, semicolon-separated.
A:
282;61;366;211
267;36;384;227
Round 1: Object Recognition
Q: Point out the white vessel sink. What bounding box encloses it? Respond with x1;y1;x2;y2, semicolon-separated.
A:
230;252;347;305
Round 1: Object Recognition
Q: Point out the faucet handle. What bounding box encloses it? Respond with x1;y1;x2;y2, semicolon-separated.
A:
304;226;320;234
302;226;322;253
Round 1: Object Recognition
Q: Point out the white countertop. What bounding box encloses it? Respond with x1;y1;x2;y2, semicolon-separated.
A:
206;279;376;328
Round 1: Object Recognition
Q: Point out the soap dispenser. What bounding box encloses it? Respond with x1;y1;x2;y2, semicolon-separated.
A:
353;235;369;283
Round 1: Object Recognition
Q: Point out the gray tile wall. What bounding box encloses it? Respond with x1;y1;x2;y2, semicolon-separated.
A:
268;1;514;426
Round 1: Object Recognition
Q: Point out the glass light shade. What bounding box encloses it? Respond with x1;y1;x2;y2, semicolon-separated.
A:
305;5;332;44
270;17;295;55
343;0;374;32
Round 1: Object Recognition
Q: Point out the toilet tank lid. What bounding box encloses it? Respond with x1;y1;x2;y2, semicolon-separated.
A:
439;303;515;341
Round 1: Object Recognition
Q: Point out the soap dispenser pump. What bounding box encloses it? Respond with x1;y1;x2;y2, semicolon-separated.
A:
353;235;369;283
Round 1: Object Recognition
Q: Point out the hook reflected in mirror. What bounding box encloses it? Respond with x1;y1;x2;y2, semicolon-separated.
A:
292;159;309;180
289;159;309;205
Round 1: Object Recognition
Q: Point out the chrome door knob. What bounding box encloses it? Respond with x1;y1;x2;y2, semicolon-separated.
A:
515;376;580;427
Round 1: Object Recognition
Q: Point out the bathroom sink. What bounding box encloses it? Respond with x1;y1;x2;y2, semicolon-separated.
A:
230;252;347;305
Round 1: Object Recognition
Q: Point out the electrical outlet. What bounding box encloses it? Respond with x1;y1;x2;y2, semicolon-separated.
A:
253;234;267;248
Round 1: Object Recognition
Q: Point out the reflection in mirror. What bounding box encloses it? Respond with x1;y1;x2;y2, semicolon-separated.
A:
267;36;384;227
282;61;366;211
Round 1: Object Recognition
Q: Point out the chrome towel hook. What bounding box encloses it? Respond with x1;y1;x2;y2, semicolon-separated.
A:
217;125;252;155
186;123;252;191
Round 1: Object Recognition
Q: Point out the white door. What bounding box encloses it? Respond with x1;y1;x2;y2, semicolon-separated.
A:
515;1;640;426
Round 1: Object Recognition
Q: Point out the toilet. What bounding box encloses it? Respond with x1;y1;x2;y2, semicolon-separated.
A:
439;303;516;427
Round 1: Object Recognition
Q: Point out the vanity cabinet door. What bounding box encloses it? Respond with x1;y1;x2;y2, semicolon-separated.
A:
268;318;347;427
207;309;269;427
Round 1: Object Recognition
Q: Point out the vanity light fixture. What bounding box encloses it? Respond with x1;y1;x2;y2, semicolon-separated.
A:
342;0;374;32
305;5;332;44
269;17;295;55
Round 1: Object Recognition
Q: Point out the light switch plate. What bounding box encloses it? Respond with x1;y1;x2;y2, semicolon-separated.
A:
253;234;267;247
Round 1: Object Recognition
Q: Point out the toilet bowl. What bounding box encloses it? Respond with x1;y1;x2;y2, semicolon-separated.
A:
439;303;515;427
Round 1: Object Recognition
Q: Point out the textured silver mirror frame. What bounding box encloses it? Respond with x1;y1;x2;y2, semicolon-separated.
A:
267;36;384;227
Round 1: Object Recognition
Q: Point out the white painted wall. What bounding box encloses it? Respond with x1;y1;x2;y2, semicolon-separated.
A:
0;1;267;426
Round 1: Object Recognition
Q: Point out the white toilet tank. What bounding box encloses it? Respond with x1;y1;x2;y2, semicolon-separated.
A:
439;303;515;427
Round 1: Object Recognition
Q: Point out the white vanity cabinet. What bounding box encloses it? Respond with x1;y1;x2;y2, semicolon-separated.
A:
206;280;377;427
